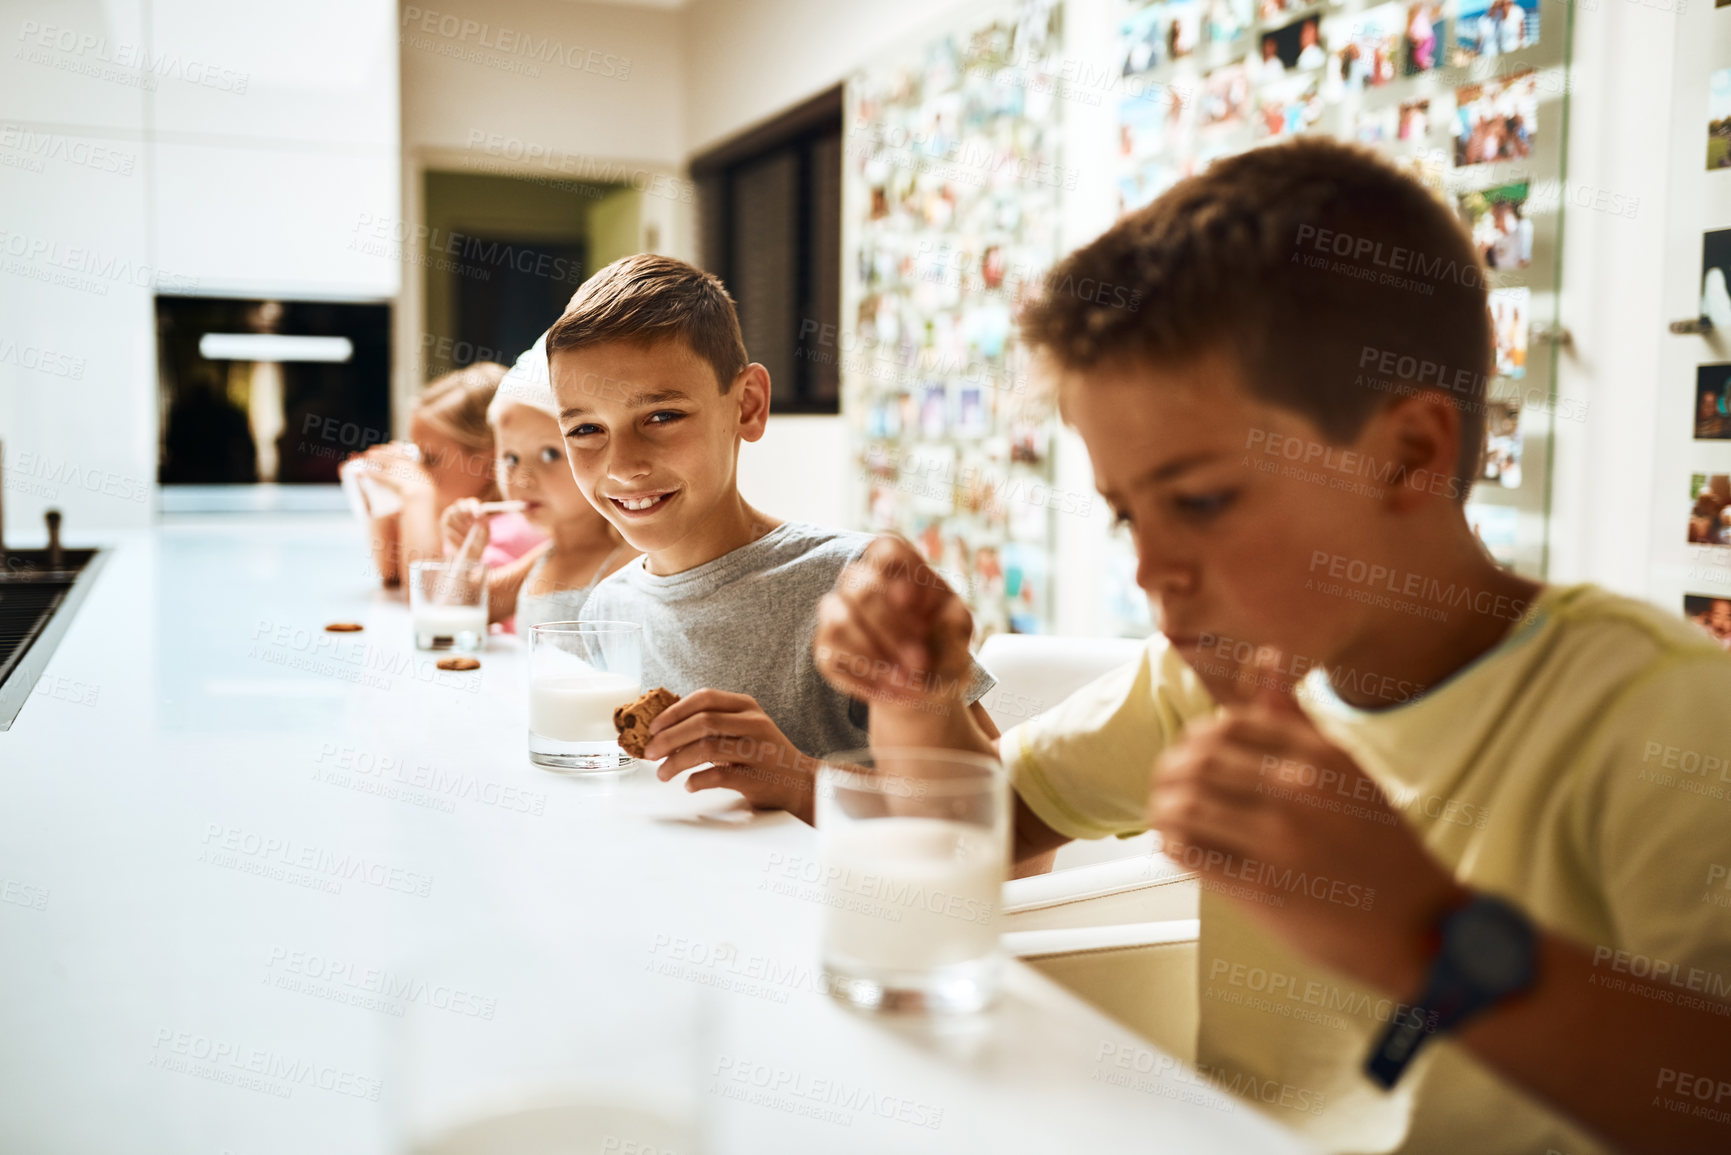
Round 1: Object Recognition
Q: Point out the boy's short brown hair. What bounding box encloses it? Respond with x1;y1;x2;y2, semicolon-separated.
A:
1021;138;1493;492
546;254;749;393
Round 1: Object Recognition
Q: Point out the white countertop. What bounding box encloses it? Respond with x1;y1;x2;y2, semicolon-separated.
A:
0;515;1308;1154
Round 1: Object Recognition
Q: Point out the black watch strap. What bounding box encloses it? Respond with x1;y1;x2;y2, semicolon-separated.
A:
1365;893;1537;1089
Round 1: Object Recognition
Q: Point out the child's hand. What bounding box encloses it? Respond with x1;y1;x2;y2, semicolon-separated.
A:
641;689;817;822
1149;651;1465;997
440;498;490;557
349;442;434;503
813;536;974;714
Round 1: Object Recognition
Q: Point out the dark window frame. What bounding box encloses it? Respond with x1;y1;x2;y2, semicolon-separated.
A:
692;85;843;416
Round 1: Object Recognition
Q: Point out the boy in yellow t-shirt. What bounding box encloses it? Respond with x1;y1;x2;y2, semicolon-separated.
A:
813;138;1731;1154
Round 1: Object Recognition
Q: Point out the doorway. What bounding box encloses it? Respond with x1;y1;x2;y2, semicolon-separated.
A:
420;171;640;380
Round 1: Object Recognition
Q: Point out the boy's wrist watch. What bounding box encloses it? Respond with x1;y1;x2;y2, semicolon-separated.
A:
1364;891;1538;1089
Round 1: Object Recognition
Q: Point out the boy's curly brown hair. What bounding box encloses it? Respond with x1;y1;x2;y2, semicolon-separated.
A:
1021;138;1494;493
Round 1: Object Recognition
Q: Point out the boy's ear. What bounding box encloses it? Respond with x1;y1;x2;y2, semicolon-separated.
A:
733;362;772;443
1379;390;1465;512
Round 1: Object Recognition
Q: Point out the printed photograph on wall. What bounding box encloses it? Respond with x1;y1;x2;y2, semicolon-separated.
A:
1458;180;1532;271
1399;98;1430;141
1324;4;1402;95
1684;593;1731;650
1451;0;1538;64
1482;401;1522;488
1120;0;1205;73
1696;364;1731;439
1254;14;1325;78
1256;73;1324;138
1200;62;1253;129
1688;474;1731;547
1490;286;1529;379
1207;0;1255;44
1455;70;1537;167
1402;1;1444;76
1710;67;1731;169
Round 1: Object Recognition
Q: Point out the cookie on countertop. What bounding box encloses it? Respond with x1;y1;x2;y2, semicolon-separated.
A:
614;687;680;758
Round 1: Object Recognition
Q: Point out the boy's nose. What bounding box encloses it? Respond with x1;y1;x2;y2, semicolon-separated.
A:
604;442;654;481
1135;544;1195;599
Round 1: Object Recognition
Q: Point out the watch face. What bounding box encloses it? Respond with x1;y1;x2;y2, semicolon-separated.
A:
1448;901;1534;991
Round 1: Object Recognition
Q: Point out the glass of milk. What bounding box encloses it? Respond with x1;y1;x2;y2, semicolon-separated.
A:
409;560;489;652
387;920;706;1155
527;622;643;772
814;748;1009;1014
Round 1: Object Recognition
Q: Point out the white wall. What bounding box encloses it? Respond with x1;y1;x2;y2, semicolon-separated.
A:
3;1;156;541
681;0;981;155
1546;1;1681;597
395;0;691;427
150;0;399;299
1648;0;1731;614
1047;0;1125;635
734;415;850;529
400;0;685;162
1;0;399;541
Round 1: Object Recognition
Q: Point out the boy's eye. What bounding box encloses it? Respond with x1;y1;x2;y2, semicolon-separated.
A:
1173;490;1238;518
565;423;602;438
502;452;519;469
538;447;562;465
646;410;684;426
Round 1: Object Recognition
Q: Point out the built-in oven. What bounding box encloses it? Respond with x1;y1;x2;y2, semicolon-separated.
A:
154;296;391;511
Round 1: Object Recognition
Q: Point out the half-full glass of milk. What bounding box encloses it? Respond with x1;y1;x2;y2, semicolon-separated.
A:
410;559;489;652
527;621;643;772
814;748;1009;1014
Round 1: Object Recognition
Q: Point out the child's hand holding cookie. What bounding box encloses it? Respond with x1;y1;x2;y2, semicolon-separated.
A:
629;688;818;823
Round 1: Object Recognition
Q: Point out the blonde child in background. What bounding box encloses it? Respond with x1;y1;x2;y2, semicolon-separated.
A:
442;335;635;629
348;362;545;586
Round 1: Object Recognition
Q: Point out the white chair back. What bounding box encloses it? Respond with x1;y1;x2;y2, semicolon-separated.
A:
976;633;1149;731
976;633;1158;869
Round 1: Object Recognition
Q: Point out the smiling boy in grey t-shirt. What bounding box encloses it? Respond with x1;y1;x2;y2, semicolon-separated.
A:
551;255;995;821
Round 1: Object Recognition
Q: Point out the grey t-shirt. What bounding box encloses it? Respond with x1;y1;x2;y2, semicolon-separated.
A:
578;521;995;760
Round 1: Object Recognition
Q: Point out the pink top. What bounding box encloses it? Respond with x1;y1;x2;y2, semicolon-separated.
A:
480;511;547;568
478;511;546;636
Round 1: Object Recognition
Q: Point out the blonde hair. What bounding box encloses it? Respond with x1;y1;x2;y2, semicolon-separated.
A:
417;361;508;453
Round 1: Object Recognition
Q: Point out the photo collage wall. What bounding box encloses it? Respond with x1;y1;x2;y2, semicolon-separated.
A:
1101;0;1566;629
844;1;1066;638
1684;165;1731;649
843;0;1569;639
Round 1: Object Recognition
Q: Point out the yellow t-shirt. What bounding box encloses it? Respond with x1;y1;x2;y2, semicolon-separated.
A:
1004;583;1731;1154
